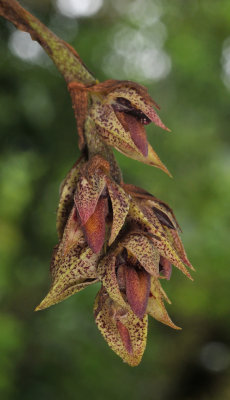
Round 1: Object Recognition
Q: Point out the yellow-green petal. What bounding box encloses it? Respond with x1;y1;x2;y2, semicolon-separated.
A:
97;253;127;309
147;278;181;330
57;157;85;239
122;233;160;277
128;200;193;280
94;287;148;366
36;245;99;311
106;178;130;245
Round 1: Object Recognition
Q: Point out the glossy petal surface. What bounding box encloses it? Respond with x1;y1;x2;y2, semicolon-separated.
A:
125;266;151;319
82;197;107;253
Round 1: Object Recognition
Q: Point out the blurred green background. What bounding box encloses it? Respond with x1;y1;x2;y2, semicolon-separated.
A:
0;0;230;399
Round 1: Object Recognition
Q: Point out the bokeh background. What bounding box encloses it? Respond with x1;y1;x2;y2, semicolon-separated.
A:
0;0;230;399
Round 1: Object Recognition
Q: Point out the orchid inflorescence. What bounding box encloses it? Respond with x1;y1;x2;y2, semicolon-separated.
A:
36;79;194;366
0;0;194;366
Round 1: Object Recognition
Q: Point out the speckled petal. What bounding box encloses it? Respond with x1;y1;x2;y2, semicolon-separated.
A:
106;87;170;131
36;206;99;311
94;287;148;366
36;278;98;311
97;253;127;309
35;244;99;311
58;206;85;262
122;185;180;231
164;226;195;271
122;234;160;276
96;126;171;176
75;173;106;225
96;125;141;156
57;157;85;239
106;178;130;245
128;200;193;280
147;278;181;330
91;103;139;150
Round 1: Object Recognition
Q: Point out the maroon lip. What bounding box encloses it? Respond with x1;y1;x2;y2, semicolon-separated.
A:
112;97;151;125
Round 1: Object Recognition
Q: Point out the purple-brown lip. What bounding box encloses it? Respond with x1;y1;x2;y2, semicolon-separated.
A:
112;97;152;125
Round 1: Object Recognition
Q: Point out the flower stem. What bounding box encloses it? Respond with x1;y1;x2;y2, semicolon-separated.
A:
0;0;95;85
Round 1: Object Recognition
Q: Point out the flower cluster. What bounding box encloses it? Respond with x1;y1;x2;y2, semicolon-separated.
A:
36;80;194;366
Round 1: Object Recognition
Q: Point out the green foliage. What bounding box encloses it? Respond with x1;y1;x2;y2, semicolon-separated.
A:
0;0;230;398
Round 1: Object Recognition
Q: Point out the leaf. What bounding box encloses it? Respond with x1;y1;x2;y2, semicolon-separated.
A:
106;178;130;245
94;287;148;366
147;278;181;330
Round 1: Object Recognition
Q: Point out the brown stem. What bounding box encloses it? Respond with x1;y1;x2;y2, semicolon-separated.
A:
84;117;122;183
0;0;95;85
0;0;122;181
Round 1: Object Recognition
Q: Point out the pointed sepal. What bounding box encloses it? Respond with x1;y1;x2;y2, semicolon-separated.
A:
57;157;85;239
97;253;127;309
96;125;171;176
35;208;99;311
75;173;106;225
122;233;160;277
35;244;99;311
147;278;181;330
128;200;193;280
94;287;148;366
106;178;130;245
